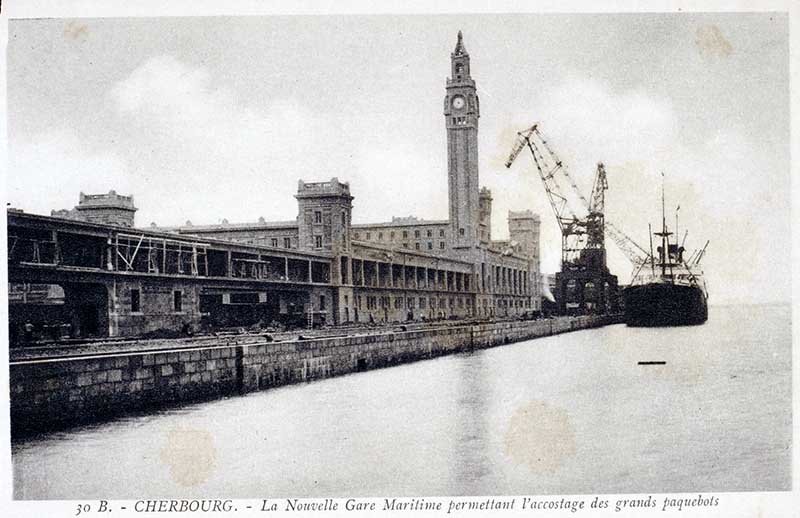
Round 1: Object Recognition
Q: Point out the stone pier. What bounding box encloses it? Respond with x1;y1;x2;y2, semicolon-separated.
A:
10;315;619;436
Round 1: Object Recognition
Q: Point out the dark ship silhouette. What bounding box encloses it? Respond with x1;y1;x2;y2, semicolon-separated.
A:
623;180;708;327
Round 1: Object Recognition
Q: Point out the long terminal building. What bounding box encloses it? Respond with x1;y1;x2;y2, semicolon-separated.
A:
7;32;541;339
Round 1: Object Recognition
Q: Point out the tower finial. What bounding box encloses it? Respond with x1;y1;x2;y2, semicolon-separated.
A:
454;30;467;56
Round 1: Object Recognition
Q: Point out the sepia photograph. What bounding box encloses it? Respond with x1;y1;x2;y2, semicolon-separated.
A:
1;3;795;515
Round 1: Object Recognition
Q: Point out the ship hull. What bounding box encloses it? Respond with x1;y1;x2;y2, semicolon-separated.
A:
623;283;708;327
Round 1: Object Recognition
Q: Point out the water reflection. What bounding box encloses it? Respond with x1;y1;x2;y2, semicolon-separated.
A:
448;351;492;495
12;305;792;499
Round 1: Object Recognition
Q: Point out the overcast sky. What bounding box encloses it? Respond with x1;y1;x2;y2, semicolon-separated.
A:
5;13;790;305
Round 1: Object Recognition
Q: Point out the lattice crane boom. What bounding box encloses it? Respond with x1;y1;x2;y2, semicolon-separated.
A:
589;162;608;214
505;124;582;232
606;222;650;267
505;123;651;271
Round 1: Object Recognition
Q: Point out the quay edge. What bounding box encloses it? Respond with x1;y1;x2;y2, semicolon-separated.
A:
10;314;621;438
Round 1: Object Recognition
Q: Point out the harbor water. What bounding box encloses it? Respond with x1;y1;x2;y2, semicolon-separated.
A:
12;304;791;499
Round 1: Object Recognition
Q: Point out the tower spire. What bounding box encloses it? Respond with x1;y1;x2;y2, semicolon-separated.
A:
445;30;479;248
453;30;467;56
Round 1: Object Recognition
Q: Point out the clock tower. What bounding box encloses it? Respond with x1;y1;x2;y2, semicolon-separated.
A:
444;31;480;248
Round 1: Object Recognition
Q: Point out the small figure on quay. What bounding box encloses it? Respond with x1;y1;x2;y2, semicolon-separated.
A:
23;321;34;344
181;322;193;336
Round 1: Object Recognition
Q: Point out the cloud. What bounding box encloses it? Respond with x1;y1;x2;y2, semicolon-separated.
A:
106;55;356;226
485;78;680;276
349;139;447;223
8;130;130;214
485;77;789;304
9;56;787;305
533;77;678;185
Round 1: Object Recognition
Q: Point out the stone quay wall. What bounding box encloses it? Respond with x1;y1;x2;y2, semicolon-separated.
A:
10;315;618;436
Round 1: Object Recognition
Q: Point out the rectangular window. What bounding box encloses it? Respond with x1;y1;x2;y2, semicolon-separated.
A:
314;211;322;224
439;241;445;249
341;212;346;226
314;235;323;248
439;229;445;237
320;295;326;310
173;290;182;312
366;232;371;240
402;230;408;238
131;289;140;313
230;293;259;304
427;230;432;237
427;242;433;250
378;232;383;240
415;242;420;250
284;237;291;248
414;230;420;238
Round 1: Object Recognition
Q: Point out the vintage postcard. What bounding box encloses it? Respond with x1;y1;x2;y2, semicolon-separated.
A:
1;1;796;517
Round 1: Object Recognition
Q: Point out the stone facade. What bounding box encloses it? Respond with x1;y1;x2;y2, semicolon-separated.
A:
158;220;299;249
109;279;203;337
508;210;541;271
295;178;352;257
16;32;542;338
352;218;450;253
445;31;481;249
146;32;543;325
52;190;137;228
479;188;493;243
10;314;615;436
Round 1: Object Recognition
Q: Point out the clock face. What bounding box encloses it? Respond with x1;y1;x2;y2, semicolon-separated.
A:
452;96;465;109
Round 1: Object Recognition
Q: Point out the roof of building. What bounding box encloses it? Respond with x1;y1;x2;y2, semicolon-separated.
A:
453;30;468;56
76;190;137;211
7;210;331;259
508;210;541;220
154;219;298;233
352;217;449;229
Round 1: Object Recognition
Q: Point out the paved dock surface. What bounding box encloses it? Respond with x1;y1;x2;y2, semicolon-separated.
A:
10;316;573;362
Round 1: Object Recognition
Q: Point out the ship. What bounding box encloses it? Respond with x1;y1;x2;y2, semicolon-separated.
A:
623;181;709;327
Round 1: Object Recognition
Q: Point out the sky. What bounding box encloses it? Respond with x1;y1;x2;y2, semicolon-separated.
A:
5;13;791;305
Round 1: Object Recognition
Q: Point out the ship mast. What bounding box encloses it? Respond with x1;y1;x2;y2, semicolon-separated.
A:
661;173;667;278
653;172;675;281
648;223;655;274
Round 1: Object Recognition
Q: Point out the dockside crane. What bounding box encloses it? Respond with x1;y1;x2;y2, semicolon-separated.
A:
505;123;650;314
504;124;591;268
505;123;650;273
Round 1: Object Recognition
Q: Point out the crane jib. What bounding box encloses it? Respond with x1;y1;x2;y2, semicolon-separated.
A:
503;122;651;275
